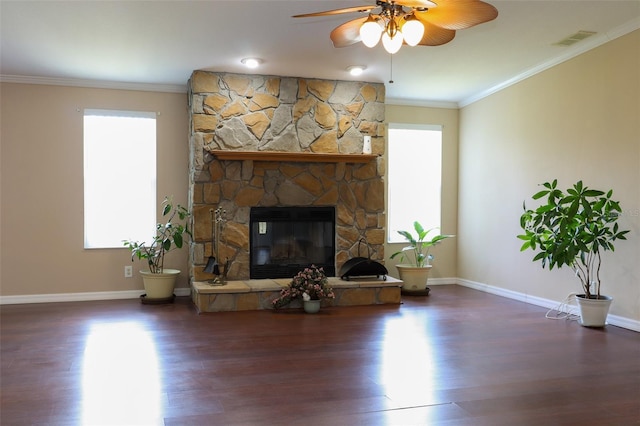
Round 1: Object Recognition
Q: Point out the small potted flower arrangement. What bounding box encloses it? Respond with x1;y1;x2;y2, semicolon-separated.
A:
272;265;335;313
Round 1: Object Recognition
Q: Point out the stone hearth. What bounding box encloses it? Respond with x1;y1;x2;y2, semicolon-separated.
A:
191;276;402;313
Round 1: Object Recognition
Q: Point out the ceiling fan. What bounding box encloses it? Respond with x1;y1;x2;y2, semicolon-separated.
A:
293;0;498;54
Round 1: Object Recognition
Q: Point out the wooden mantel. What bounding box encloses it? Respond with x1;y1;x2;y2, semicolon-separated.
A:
209;150;377;164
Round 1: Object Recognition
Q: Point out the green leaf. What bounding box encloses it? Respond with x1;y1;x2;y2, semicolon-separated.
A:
567;200;579;218
430;235;450;244
536;204;555;213
397;230;415;244
583;189;604;197
532;190;549;200
533;252;546;262
174;233;183;248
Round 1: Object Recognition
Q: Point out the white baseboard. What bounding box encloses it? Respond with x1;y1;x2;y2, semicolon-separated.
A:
456;278;640;332
2;280;637;332
426;277;458;286
0;287;191;305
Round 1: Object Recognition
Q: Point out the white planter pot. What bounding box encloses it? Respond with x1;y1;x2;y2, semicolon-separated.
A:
575;294;612;327
303;300;321;314
140;269;180;299
396;265;432;292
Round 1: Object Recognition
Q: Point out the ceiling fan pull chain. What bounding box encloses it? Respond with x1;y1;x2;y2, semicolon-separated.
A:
389;53;394;84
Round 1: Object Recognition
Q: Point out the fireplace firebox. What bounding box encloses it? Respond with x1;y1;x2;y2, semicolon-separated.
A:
249;206;336;279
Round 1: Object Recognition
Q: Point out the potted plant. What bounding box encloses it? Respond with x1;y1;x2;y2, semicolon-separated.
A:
390;221;454;293
518;180;629;327
272;265;335;313
123;196;191;301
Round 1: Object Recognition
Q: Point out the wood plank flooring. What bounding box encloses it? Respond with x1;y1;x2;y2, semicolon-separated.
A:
1;285;639;425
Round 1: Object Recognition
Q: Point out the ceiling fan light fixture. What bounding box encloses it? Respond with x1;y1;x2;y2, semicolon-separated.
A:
359;15;383;48
402;14;424;46
241;58;263;69
382;30;403;54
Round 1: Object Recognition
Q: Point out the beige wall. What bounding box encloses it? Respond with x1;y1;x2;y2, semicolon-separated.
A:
1;30;637;325
458;30;640;321
384;105;459;280
0;84;189;296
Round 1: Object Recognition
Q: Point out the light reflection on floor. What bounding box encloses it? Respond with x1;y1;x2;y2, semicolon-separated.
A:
82;322;162;425
381;316;437;419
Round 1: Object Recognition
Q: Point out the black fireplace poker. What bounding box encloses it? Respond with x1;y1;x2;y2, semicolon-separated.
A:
203;207;229;285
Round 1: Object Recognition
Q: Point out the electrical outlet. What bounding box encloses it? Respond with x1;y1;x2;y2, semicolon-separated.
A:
124;265;133;278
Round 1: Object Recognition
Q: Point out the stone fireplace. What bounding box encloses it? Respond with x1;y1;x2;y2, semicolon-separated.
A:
188;71;387;283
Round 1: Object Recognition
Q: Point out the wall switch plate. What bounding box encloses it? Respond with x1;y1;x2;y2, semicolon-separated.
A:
124;265;133;278
363;135;372;154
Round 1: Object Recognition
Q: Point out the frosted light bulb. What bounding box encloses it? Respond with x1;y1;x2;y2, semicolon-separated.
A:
382;31;403;54
402;18;424;46
360;17;383;48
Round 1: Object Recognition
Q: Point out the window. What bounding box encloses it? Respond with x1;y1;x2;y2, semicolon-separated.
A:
84;109;156;248
387;123;443;243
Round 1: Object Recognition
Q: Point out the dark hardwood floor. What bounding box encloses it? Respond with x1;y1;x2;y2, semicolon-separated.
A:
1;285;639;425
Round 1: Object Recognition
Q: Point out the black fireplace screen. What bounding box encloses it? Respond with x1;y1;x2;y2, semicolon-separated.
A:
249;206;336;279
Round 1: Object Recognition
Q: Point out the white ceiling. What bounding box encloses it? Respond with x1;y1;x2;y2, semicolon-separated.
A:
1;1;639;107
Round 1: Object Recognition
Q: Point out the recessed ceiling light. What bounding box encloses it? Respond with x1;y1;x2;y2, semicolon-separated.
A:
347;65;366;76
241;58;263;68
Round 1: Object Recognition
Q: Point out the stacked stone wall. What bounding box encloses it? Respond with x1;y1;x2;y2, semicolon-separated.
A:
188;71;386;281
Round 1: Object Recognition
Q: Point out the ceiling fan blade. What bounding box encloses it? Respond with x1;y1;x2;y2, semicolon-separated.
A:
330;17;368;48
417;21;456;46
415;0;498;30
293;5;376;18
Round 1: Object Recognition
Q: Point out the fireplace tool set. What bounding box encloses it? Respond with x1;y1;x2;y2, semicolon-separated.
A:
203;207;231;285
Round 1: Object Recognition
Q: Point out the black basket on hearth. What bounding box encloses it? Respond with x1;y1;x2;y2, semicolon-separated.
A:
339;238;388;281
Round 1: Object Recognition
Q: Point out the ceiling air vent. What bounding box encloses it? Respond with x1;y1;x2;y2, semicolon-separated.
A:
553;30;597;47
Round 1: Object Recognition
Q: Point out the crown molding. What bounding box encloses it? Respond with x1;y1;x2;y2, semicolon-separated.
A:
385;97;458;109
0;74;187;94
460;17;640;108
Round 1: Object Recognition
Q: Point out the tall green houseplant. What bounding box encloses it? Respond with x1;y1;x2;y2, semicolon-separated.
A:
518;180;629;299
123;196;191;274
